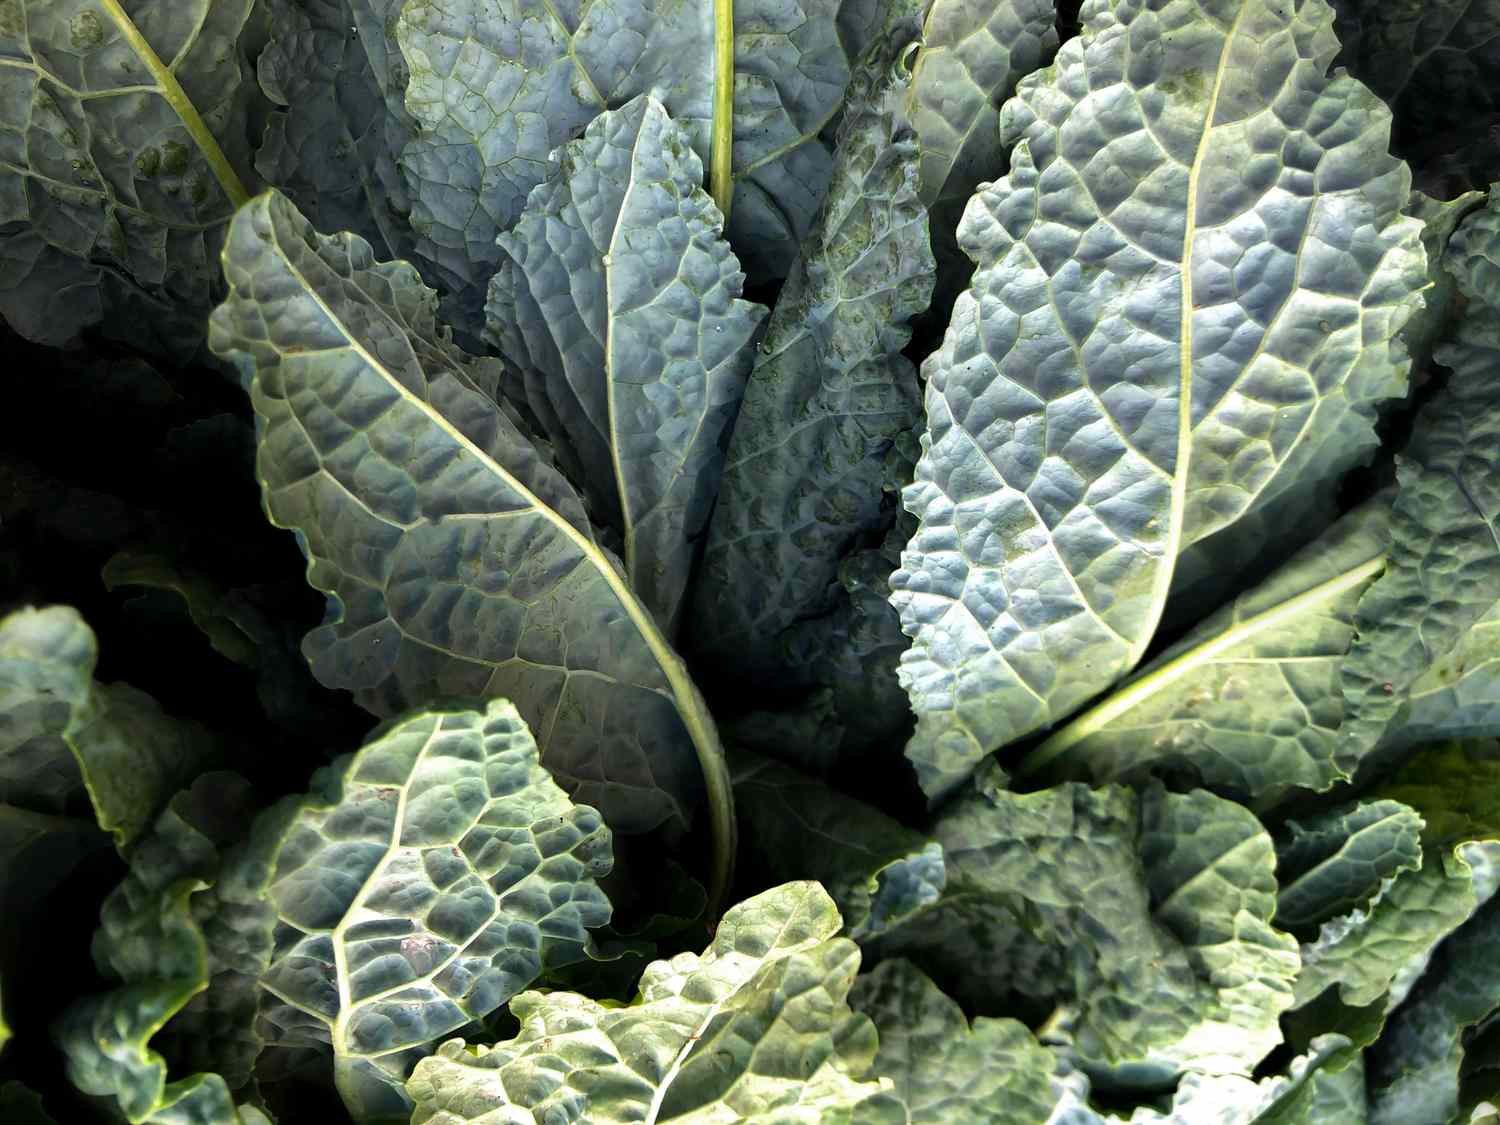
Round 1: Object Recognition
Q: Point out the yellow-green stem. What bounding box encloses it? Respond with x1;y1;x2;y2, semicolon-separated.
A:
711;0;734;220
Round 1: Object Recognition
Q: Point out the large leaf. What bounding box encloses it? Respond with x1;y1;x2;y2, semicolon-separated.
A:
850;958;1060;1124
0;0;262;347
1018;498;1390;802
890;0;1427;801
486;96;766;634
870;769;1299;1083
55;773;278;1125
255;700;613;1124
208;190;734;884
691;36;933;684
1339;190;1500;775
729;748;944;940
394;0;851;324
405;882;904;1123
1389;605;1500;749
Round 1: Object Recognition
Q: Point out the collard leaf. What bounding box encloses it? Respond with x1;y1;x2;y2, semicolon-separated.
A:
1019;499;1390;802
0;0;262;347
850;958;1060;1124
870;770;1299;1082
394;0;851;324
729;748;944;940
1339;192;1500;775
891;0;1427;801
1274;800;1425;935
55;773;276;1125
486;96;766;635
256;700;613;1123
1390;606;1500;749
405;882;904;1124
208;190;735;882
691;41;933;683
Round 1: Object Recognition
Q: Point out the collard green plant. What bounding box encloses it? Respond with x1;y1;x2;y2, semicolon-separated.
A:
9;1;1500;1122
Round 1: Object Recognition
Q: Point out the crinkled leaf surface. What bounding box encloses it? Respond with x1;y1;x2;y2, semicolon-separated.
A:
729;749;944;940
0;0;262;346
691;43;932;682
255;0;418;269
55;773;274;1125
257;700;613;1123
891;0;1427;801
1019;498;1390;802
1339;192;1500;775
486;96;765;635
1274;800;1424;935
870;769;1299;1082
394;0;850;322
850;958;1060;1124
405;881;904;1124
1389;606;1500;749
209;190;733;859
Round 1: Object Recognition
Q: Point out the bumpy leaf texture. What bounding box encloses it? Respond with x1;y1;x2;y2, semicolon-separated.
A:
1339;189;1500;776
1273;800;1425;935
257;700;613;1123
394;0;850;327
209;190;733;860
487;95;765;636
891;0;1427;801
871;768;1299;1083
851;958;1062;1124
0;0;264;347
691;38;932;688
1019;498;1390;802
406;882;904;1123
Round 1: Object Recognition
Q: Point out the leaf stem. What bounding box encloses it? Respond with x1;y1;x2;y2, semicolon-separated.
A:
98;0;249;209
711;0;734;220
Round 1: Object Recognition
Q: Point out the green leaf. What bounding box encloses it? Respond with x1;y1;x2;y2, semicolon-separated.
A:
691;32;932;687
406;881;904;1123
1274;800;1426;935
870;770;1299;1082
891;0;1427;801
0;0;262;346
485;95;766;636
55;773;278;1125
850;958;1060;1123
0;605;217;851
256;699;613;1124
208;190;735;891
1367;893;1500;1125
729;748;944;940
1018;499;1390;802
1391;606;1500;749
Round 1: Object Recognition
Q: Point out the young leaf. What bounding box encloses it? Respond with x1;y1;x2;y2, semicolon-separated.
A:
394;0;850;322
209;190;735;882
405;882;905;1123
54;773;277;1125
730;749;944;940
0;0;263;347
486;95;766;635
691;37;933;685
870;769;1299;1083
256;700;613;1124
850;958;1061;1124
1274;800;1425;935
891;0;1427;801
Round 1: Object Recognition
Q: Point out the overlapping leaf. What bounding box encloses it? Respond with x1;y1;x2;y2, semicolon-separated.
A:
209;190;733;863
256;700;613;1122
1274;800;1425;935
691;37;932;685
486;95;766;635
0;0;264;347
891;0;1428;801
406;882;903;1123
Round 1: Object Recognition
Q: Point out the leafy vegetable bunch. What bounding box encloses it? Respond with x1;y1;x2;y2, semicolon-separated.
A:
5;0;1500;1121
